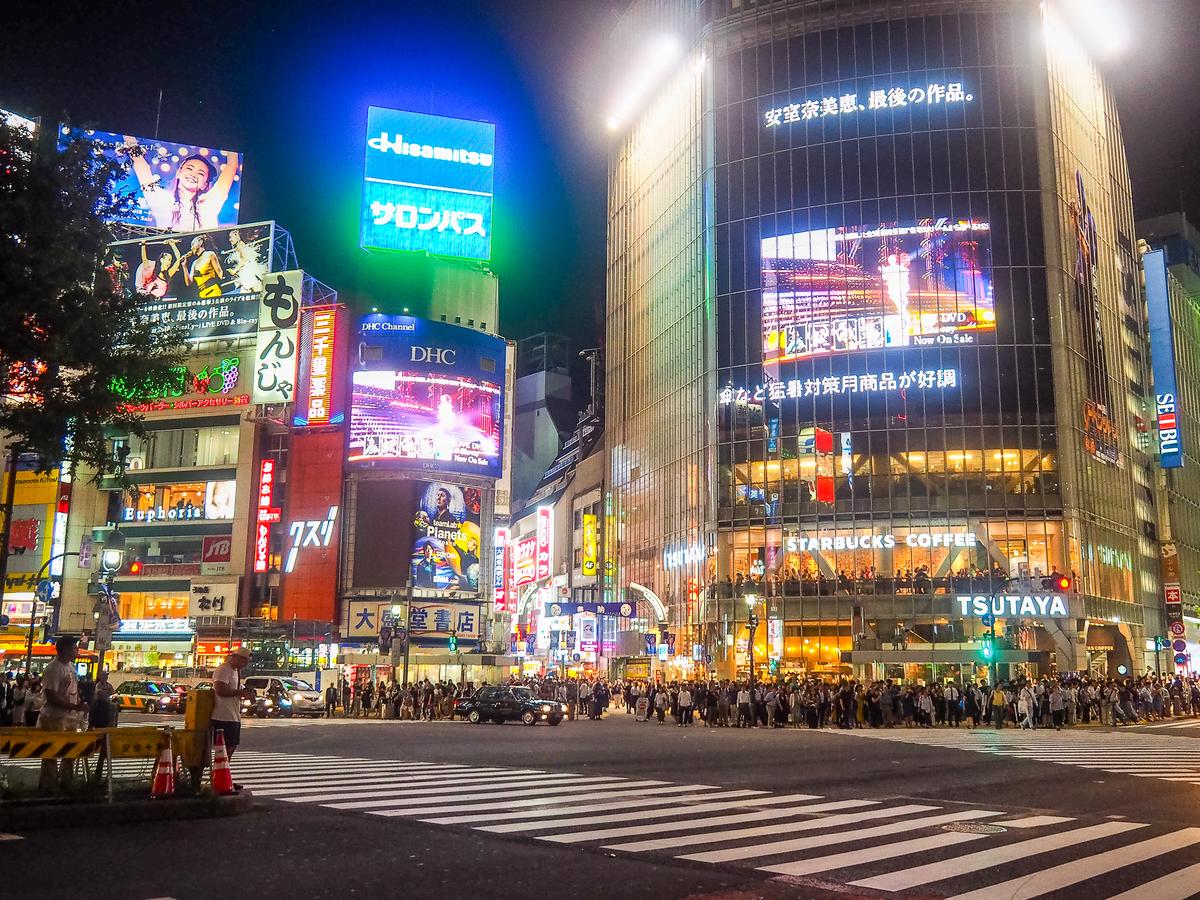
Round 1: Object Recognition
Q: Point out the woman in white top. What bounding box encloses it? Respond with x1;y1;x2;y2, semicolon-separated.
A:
10;677;28;727
125;138;240;233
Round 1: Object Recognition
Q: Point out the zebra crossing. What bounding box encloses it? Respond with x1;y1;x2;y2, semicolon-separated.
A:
817;726;1200;786
1141;718;1200;731
151;751;1200;896
8;748;1200;895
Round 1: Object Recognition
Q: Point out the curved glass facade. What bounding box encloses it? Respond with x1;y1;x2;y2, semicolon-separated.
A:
608;0;1159;682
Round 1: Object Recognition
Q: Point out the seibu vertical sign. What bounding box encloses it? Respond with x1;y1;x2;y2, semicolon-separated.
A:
535;506;553;581
1144;248;1184;469
292;304;349;429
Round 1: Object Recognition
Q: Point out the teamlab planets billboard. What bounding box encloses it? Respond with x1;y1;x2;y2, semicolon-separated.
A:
348;315;506;479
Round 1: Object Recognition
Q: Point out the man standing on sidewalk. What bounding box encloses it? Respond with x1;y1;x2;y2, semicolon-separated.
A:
38;635;88;793
211;646;254;760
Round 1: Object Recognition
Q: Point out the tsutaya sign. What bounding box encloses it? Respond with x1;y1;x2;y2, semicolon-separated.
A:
764;81;974;128
957;594;1070;618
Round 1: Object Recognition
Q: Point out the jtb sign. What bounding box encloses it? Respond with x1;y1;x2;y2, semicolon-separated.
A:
360;107;495;261
1144;248;1184;468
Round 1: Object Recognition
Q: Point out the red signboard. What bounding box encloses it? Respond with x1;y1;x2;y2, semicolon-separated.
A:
535;507;553;581
254;458;276;573
513;534;537;588
201;535;233;576
293;305;348;429
1166;584;1183;605
280;429;345;622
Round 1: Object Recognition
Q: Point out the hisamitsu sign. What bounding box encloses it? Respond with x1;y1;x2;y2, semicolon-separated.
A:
957;595;1069;618
360;107;495;261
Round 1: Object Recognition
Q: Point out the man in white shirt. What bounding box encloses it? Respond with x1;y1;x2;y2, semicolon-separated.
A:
211;646;254;759
38;635;88;792
677;685;693;726
736;686;751;728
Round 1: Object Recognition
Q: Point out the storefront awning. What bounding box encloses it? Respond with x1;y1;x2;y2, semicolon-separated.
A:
1086;624;1122;652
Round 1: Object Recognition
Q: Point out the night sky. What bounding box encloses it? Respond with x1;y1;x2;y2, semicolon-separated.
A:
2;0;1197;351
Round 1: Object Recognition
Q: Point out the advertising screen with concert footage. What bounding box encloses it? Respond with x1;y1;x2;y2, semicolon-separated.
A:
348;315;506;479
410;481;483;594
108;222;273;342
60;126;243;232
761;220;994;366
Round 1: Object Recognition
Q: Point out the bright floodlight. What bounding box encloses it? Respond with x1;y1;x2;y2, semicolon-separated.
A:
605;35;684;131
1059;0;1128;57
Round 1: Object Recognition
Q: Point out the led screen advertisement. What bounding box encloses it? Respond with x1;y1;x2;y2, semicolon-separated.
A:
761;220;994;366
108;222;272;342
1144;248;1184;469
61;126;243;232
349;315;505;479
360;107;495;261
410;481;483;594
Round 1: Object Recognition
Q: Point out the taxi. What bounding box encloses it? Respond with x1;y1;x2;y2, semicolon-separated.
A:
112;680;183;714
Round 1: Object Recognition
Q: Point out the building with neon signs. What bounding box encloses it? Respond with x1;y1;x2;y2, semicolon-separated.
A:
605;0;1162;680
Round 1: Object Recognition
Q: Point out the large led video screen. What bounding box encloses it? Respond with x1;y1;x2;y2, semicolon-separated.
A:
359;107;495;261
61;126;243;232
108;223;273;342
410;481;483;594
761;220;994;365
348;315;505;479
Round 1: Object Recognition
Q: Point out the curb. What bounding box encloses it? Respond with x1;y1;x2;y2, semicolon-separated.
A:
0;789;254;831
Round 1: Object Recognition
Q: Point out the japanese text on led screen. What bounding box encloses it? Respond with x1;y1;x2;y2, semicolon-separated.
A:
62;126;242;232
360;107;495;261
761;220;994;366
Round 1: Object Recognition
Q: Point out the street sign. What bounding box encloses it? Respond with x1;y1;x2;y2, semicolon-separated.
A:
1170;622;1186;637
980;613;995;628
35;579;53;603
1173;639;1187;653
1175;653;1189;665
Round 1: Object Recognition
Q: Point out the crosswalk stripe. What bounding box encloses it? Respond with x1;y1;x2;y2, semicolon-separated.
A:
849;820;1147;892
680;808;1001;864
946;827;1200;900
272;773;608;803
313;775;633;808
761;831;991;878
242;767;498;786
367;783;714;817
1106;860;1200;899
251;769;545;795
992;816;1076;828
613;804;940;855
331;778;669;811
422;789;769;826
538;799;875;844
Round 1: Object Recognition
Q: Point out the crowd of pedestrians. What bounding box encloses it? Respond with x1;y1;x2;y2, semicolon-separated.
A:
289;669;1200;731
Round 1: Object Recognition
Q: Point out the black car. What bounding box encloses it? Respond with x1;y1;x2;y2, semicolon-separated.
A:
454;686;565;726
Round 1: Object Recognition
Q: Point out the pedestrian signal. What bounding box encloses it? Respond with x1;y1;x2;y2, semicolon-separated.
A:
448;632;458;653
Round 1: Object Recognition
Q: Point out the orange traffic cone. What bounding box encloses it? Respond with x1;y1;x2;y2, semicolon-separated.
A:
150;744;175;799
211;729;235;795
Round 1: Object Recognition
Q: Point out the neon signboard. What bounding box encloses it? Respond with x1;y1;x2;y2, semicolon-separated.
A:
254;459;277;573
360;107;495;261
720;368;957;405
284;506;339;574
292;305;348;428
535;507;553;582
1144;249;1184;468
493;527;509;613
957;595;1069;618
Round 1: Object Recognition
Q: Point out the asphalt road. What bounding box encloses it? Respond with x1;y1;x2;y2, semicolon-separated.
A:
6;712;1200;900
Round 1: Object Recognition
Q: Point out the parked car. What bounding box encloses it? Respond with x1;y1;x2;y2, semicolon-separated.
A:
242;676;324;717
112;680;182;715
454;685;565;726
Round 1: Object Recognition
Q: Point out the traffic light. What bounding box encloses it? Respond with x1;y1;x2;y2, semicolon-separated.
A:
448;632;458;653
1154;635;1168;652
979;634;994;659
1041;574;1072;592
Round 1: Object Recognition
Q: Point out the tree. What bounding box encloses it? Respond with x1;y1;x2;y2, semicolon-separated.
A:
0;120;187;592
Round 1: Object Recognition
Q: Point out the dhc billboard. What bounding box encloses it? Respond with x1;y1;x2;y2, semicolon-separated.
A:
349;315;506;479
1144;248;1184;469
359;107;495;261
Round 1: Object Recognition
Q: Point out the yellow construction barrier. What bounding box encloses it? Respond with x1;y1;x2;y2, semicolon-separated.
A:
0;729;106;759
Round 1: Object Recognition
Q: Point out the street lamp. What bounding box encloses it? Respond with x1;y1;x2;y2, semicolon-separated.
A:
745;593;759;727
99;527;126;575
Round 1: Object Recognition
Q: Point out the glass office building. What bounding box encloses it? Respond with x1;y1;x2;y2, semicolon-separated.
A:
606;0;1161;682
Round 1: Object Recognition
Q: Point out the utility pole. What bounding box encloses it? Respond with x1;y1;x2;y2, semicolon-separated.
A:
0;449;21;609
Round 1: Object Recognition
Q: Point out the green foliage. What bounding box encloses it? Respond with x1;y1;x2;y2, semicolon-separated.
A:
0;121;187;478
